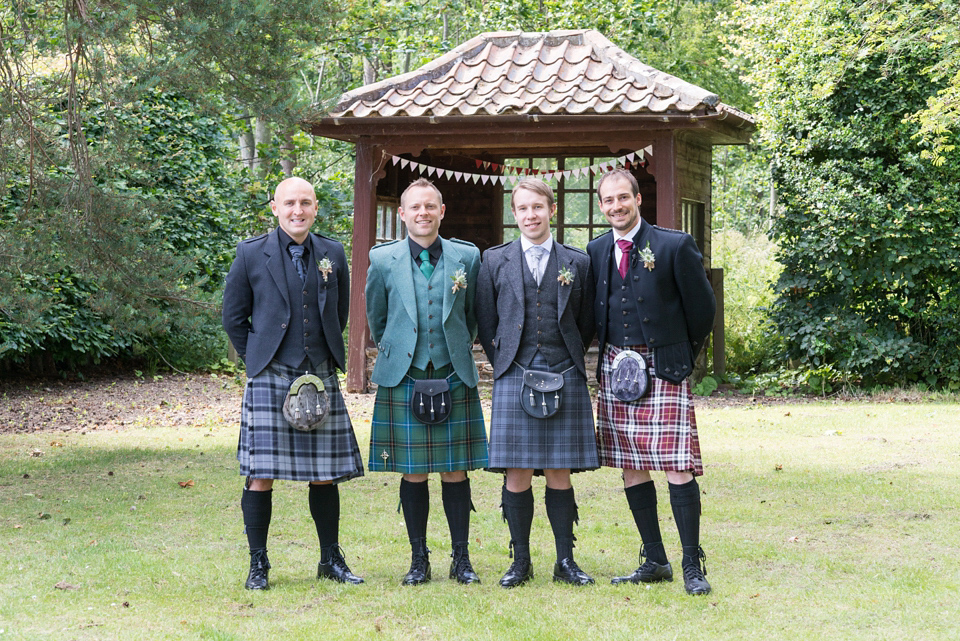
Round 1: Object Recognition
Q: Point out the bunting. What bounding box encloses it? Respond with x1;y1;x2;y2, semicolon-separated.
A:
387;147;652;185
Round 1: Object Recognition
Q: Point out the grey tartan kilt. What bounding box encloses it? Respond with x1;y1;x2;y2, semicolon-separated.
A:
238;359;364;482
487;353;599;473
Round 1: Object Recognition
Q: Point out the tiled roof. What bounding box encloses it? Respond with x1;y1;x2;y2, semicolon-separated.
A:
330;30;735;119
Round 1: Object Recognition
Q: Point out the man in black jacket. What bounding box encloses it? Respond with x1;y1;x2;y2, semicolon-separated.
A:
586;169;716;595
222;177;364;590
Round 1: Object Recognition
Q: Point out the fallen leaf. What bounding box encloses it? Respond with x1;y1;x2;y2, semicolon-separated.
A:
775;464;783;472
55;580;79;590
784;412;791;417
14;524;22;529
178;480;195;488
31;449;44;457
50;441;64;447
38;512;52;520
787;536;800;543
62;518;71;525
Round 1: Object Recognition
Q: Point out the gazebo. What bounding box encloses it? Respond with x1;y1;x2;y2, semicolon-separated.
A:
306;29;755;393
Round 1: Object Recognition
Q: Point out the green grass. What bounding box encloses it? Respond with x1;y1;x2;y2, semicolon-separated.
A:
2;401;959;640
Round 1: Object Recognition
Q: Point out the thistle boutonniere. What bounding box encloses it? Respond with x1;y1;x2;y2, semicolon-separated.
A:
317;257;333;282
557;265;575;286
639;242;656;271
450;268;468;293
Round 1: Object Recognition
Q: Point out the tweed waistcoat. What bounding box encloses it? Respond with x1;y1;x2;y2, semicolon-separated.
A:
515;247;567;367
274;243;331;369
411;253;452;370
606;254;647;348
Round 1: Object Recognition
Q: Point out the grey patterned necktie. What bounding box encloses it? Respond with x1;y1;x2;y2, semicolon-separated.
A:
526;245;546;284
288;244;306;283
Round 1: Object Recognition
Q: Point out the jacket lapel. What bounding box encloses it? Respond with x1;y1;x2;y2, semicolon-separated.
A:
392;240;418;324
508;240;525;307
441;238;464;323
309;235;328;312
554;243;573;318
265;229;290;308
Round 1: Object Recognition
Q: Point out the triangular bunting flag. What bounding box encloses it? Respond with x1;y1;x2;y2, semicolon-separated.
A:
391;155;400;165
400;159;410;169
481;174;489;185
454;171;463;181
626;152;636;162
483;161;491;169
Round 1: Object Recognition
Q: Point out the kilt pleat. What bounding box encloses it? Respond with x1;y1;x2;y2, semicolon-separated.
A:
238;359;364;482
488;353;598;472
369;364;489;473
596;345;703;475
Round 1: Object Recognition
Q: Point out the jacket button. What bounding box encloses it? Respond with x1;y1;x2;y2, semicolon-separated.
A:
643;318;649;323
633;276;639;281
650;338;656;344
638;297;644;303
408;353;412;357
413;329;417;334
281;323;287;329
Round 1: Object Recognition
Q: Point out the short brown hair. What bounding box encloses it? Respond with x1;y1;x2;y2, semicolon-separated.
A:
596;169;639;199
401;178;443;207
511;178;555;210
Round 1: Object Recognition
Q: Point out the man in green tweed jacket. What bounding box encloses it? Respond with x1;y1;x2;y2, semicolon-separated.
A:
365;178;488;586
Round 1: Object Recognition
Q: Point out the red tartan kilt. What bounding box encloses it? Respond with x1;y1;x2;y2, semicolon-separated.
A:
596;344;703;475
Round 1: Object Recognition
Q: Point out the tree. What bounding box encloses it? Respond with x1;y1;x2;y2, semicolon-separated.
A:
729;0;960;387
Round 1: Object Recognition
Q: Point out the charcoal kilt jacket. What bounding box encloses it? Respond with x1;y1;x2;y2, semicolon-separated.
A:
586;221;716;384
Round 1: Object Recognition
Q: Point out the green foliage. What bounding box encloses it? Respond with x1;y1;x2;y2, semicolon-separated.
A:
0;89;254;372
730;0;960;388
692;374;719;396
712;229;784;375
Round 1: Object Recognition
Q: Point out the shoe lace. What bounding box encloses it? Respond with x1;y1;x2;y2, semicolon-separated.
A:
250;549;270;573
322;544;348;569
682;547;708;578
451;544;473;573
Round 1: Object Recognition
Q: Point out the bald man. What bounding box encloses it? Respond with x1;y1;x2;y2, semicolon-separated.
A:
223;177;365;590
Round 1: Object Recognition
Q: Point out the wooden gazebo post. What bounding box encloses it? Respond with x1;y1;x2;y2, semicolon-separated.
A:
346;140;384;393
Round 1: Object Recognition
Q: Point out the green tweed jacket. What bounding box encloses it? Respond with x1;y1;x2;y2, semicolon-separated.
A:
365;236;481;388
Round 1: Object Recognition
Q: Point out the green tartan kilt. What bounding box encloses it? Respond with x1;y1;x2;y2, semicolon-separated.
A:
369;364;489;474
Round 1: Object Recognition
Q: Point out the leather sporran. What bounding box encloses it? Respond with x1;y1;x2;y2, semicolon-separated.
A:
412;379;452;425
282;374;331;431
520;369;564;419
610;350;650;402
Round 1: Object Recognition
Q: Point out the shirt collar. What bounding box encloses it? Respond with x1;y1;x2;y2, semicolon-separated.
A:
408;235;443;260
614;218;644;244
520;234;553;255
278;228;308;253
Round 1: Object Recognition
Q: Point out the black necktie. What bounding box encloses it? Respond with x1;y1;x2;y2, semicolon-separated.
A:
288;244;306;283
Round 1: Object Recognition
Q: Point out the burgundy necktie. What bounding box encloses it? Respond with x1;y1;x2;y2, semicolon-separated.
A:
616;239;633;279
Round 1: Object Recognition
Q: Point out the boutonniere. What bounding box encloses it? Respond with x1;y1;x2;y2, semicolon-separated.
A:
557;266;575;286
317;257;333;282
450;268;468;293
639;242;655;271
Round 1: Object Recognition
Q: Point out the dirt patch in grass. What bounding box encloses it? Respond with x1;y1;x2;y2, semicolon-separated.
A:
0;372;936;434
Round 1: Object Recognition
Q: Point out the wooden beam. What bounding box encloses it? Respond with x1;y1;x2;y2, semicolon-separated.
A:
651;133;679;230
346;141;384;393
711;268;726;377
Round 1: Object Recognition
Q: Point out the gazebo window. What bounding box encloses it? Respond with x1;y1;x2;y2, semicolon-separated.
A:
682;199;706;255
500;156;616;249
376;197;403;243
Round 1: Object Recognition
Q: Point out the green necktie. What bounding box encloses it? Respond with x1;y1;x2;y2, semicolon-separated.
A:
419;248;434;279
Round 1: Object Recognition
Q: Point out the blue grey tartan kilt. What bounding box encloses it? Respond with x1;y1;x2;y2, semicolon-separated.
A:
238;359;364;483
487;353;599;473
368;363;489;474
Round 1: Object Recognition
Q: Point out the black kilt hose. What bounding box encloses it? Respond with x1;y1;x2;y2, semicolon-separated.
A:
369;363;489;474
238;359;364;482
488;353;599;473
596;344;703;476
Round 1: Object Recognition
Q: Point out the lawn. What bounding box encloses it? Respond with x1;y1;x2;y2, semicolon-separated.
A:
1;398;958;640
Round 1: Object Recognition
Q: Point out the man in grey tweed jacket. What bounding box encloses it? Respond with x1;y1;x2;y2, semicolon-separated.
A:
476;178;598;588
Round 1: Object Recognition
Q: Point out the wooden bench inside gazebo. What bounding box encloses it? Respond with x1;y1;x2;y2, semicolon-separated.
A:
306;29;754;393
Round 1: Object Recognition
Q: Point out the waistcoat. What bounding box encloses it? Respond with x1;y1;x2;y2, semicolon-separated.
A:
411;253;452;370
274;243;331;370
515;247;567;367
606;252;647;348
